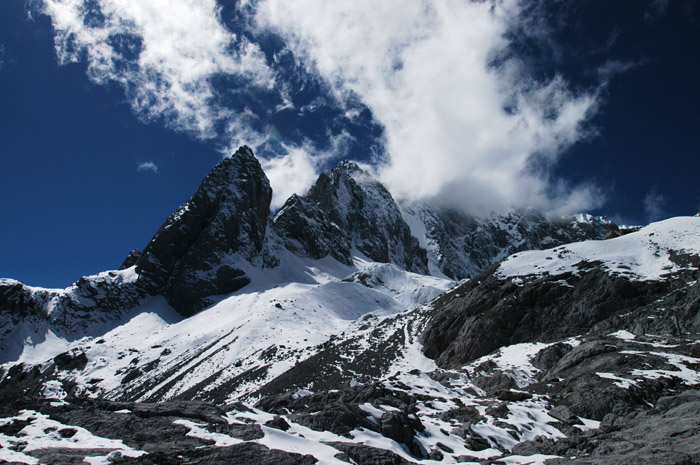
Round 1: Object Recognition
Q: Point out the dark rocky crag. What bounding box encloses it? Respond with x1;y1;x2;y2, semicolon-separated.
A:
404;206;617;280
273;160;429;273
422;262;700;368
133;145;272;316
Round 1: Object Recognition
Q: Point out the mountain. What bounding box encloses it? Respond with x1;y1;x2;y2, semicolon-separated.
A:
273;160;428;273
401;205;615;280
133;145;273;316
1;147;698;465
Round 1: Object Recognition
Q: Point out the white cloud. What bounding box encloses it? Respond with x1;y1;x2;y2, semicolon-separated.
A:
256;0;603;214
261;146;319;209
40;0;273;140
0;43;7;70
40;0;608;215
644;188;666;222
645;0;670;20
137;161;159;174
597;59;639;82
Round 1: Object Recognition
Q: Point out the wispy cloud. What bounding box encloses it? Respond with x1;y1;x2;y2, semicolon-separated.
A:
0;43;7;70
645;0;670;20
39;0;273;141
261;146;318;209
39;0;611;215
137;161;159;174
597;59;640;82
256;0;603;214
644;188;666;222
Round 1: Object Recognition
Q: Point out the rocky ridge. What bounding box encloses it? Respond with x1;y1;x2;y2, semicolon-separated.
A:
133;145;272;316
273;160;429;273
401;205;615;280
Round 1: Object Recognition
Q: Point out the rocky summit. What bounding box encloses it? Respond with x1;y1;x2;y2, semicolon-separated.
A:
1;147;699;465
133;145;273;316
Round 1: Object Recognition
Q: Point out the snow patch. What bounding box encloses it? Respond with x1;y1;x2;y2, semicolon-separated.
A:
498;216;700;281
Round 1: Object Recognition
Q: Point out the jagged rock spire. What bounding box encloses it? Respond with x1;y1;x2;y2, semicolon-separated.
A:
274;160;429;274
135;146;272;315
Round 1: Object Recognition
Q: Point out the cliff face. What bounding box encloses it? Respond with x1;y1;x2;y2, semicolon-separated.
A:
134;146;272;316
273;161;429;273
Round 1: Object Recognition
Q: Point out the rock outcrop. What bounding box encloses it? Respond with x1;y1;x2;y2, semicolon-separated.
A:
274;161;429;273
134;146;272;316
402;205;616;279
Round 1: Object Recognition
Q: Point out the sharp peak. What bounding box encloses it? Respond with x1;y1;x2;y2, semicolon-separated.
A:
232;145;255;158
220;145;257;166
334;159;362;170
209;145;264;177
326;159;381;182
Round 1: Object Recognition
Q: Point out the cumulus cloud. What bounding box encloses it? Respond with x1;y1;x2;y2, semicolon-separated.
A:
261;146;319;209
39;0;608;215
137;161;159;174
39;0;273;140
256;0;603;214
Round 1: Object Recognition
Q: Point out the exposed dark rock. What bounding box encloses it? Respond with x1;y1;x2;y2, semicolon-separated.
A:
1;272;145;361
422;264;699;368
532;342;573;371
380;411;414;444
496;390;531;402
265;415;291;431
293;403;378;438
272;194;352;265
326;442;417;465
54;350;88;371
473;372;516;395
544;390;700;465
210;423;263;440
120;249;142;270
110;442;318;465
135;146;272;315
548;405;581;425
0;279;55;321
0;417;32;435
274;161;428;273
256;383;422;443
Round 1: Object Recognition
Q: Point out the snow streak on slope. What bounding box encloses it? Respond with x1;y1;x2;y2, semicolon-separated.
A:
0;267;146;364
17;251;452;404
498;216;700;280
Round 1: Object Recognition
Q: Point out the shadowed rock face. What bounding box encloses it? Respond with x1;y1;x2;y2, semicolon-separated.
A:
404;206;617;280
135;146;272;316
421;261;700;369
274;161;428;274
272;194;352;265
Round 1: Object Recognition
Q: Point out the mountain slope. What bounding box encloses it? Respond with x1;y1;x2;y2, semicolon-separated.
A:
401;205;616;279
5;147;694;465
422;216;700;368
2;215;699;465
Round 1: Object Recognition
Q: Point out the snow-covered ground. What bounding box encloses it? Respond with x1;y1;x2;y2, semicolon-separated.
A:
3;250;453;404
498;216;700;281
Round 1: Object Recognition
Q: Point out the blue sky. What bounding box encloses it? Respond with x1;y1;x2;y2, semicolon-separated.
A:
1;0;699;288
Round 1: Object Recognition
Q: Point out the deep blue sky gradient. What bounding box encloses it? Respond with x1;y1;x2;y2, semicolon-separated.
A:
1;0;699;288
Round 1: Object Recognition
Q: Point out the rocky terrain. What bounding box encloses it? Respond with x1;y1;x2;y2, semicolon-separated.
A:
1;147;698;464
